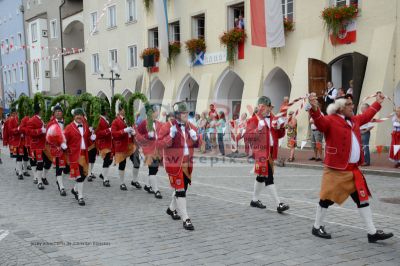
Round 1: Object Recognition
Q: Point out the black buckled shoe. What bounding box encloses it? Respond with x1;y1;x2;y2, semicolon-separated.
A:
71;188;79;200
312;226;332;239
277;203;290;213
18;174;24;180
60;188;67;196
42;178;49;185
27;165;32;170
144;185;154;194
154;191;162;199
103;180;110;187
166;208;181;220
33;179;38;184
78;198;85;206
131;181;142;189
37;183;44;190
250;200;266;209
120;184;127;191
99;174;104;180
183;219;194;231
87;175;93;182
368;230;394;243
23;172;30;177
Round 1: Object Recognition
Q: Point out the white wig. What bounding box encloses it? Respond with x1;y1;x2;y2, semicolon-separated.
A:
326;98;347;115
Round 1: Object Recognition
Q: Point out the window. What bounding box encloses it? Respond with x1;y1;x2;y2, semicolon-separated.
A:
332;0;358;6
228;2;245;29
5;39;9;53
33;61;39;80
19;66;24;82
126;0;137;22
3;72;7;85
281;0;294;20
149;28;159;48
107;5;117;28
169;21;180;42
17;33;23;47
8;70;12;84
50;19;57;38
90;12;98;33
12;68;17;83
192;14;205;39
109;49;118;66
31;22;38;43
128;45;137;68
52;59;59;77
91;53;100;73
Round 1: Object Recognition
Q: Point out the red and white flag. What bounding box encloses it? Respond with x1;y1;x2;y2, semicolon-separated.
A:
330;20;357;45
250;0;285;48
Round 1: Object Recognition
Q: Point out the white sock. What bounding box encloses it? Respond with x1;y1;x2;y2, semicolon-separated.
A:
102;167;109;181
33;169;38;181
119;170;125;185
56;175;64;189
23;161;28;173
149;175;159;192
314;205;328;229
132;167;139;182
143;175;150;187
43;168;49;180
252;181;264;202
169;191;177;211
268;184;281;206
16;161;23;175
37;170;43;184
176;197;189;221
358;206;377;235
89;163;94;175
73;182;78;192
77;182;84;199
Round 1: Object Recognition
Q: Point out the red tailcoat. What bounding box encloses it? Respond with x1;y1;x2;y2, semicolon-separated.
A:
310;101;381;170
158;121;198;177
19;116;31;147
7;116;21;148
135;120;164;156
64;122;90;164
28;115;46;151
46;118;65;158
95;116;112;151
2;118;9;147
111;115;133;153
245;114;285;162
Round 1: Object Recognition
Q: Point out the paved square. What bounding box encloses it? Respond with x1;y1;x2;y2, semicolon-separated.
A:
0;155;399;265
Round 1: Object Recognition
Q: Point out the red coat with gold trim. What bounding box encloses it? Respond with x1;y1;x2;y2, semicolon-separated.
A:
310;101;381;170
7;116;21;148
28;115;46;150
64;122;91;164
95;116;112;151
111;115;133;153
135;120;164;156
19;116;31;147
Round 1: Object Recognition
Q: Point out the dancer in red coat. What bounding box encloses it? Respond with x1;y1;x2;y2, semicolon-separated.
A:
246;96;289;213
4;108;24;179
19;114;33;178
64;108;96;206
308;93;393;243
389;106;400;168
111;104;141;191
136;104;164;199
158;102;199;230
95;106;113;187
28;103;52;189
46;103;68;196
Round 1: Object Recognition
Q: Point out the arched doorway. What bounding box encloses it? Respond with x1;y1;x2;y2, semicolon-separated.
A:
177;74;199;113
263;67;291;113
63;20;84;50
214;69;244;119
122;89;132;100
149;78;165;105
97;91;110;104
65;60;86;95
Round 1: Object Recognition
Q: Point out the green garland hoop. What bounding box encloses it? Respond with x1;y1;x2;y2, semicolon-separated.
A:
127;92;148;126
46;94;75;123
110;94;127;122
33;93;52;122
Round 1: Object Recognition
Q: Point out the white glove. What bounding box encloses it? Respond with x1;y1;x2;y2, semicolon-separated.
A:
90;134;96;141
124;127;133;134
108;128;112;132
258;120;265;131
189;129;197;141
61;143;67;150
89;127;94;133
305;102;312;112
169;125;177;138
241;129;246;137
41;127;46;134
148;131;155;138
131;127;136;136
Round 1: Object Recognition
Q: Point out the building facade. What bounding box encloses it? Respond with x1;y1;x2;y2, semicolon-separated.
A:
0;0;30;109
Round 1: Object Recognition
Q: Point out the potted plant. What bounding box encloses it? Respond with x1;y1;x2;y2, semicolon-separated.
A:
140;47;160;63
185;38;207;62
219;28;247;65
143;0;151;12
167;41;181;69
321;4;359;39
283;18;295;34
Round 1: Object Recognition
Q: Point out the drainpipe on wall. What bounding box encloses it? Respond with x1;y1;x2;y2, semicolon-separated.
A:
19;4;31;98
59;0;66;95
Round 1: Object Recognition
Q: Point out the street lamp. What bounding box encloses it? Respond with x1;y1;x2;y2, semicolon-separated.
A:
98;63;122;98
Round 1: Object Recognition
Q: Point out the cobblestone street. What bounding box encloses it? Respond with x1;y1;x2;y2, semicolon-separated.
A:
0;155;399;265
